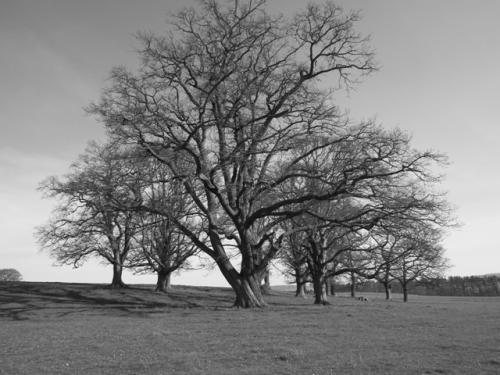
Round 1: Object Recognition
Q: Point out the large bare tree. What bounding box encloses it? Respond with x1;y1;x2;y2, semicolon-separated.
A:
88;1;449;307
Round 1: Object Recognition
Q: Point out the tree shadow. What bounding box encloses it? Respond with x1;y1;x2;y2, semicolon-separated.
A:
0;281;235;321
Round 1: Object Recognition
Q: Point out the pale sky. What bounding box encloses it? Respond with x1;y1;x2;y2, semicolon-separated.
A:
1;0;499;286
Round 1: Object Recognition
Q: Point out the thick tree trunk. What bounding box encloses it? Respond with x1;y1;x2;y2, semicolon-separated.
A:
110;263;126;288
384;282;392;300
294;269;306;297
312;275;329;305
214;256;267;308
155;269;171;293
295;282;306;298
233;274;267;307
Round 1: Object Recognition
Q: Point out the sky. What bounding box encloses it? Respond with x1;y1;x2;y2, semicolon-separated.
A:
1;0;499;286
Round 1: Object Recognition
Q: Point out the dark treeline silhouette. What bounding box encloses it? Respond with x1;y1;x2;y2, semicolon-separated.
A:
335;275;500;297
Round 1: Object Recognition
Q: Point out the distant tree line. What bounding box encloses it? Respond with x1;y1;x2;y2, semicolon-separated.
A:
36;0;457;307
332;275;500;297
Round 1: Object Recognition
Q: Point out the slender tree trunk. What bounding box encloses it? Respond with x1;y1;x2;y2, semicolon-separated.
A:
329;277;336;296
295;272;306;297
403;285;409;302
350;272;356;298
321;284;328;303
110;262;126;288
304;283;310;294
155;269;171;293
323;279;329;296
261;269;271;295
384;282;392;300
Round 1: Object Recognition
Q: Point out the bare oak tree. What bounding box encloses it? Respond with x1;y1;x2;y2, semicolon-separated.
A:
388;224;450;302
88;0;378;307
278;227;309;298
276;124;451;305
129;161;201;292
36;142;142;288
88;1;450;307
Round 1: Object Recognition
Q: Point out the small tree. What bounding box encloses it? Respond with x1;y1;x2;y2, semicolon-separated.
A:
279;229;309;298
129;161;202;292
369;223;402;300
0;269;23;282
37;141;142;288
389;224;450;302
132;216;199;292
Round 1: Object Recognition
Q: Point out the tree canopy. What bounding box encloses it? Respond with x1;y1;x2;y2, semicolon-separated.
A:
35;0;456;307
84;0;454;307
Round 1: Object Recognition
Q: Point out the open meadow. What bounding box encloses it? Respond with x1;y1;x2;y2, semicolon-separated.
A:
1;282;500;374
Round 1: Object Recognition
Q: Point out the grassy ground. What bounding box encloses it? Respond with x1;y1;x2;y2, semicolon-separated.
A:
1;282;500;374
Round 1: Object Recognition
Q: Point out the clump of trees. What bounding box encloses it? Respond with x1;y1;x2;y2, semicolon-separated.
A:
36;142;202;291
0;269;23;282
37;0;455;306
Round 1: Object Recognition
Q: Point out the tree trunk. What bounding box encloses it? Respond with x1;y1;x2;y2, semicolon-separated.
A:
261;269;271;295
350;272;356;298
295;282;306;298
384;282;392;300
403;285;409;302
312;275;329;305
110;263;126;288
329;277;336;296
215;255;267;308
234;274;267;307
155;269;171;293
295;272;306;297
323;279;329;296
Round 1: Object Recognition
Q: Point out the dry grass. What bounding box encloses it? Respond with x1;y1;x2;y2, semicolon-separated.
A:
1;281;500;374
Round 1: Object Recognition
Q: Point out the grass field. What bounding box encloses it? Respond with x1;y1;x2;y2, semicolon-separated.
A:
1;282;500;374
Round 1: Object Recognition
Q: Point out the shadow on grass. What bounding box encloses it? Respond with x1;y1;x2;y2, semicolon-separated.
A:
0;281;236;321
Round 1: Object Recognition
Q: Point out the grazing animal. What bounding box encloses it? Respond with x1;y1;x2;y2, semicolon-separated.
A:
357;296;369;302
